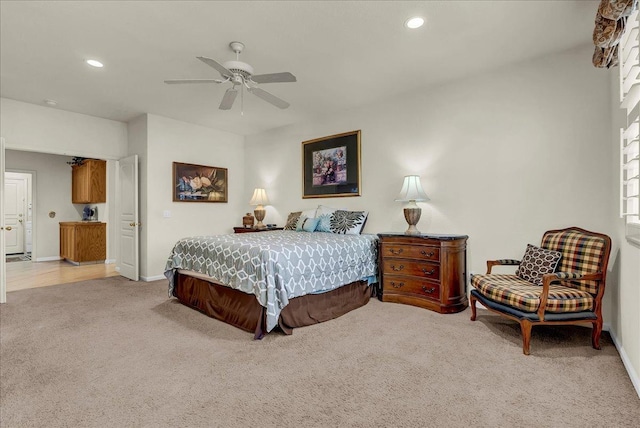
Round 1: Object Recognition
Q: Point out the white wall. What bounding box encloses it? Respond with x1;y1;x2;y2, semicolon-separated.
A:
4;150;78;260
609;71;640;394
246;46;613;277
1;98;128;262
143;114;244;279
0;98;127;159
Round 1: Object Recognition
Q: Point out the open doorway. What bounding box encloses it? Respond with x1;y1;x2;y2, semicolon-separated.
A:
3;150;118;293
4;171;33;264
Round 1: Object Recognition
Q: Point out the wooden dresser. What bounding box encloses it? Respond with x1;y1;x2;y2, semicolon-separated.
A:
59;222;106;264
378;233;468;314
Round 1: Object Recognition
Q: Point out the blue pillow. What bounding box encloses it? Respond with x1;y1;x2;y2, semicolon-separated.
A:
303;217;319;232
295;216;319;232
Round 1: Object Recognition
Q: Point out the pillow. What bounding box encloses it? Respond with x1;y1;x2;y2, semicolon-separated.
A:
284;211;302;230
301;209;316;219
516;244;562;286
315;212;332;233
295;216;320;232
324;210;368;235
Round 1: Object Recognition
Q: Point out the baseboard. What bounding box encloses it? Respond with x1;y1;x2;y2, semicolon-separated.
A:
35;256;62;262
607;327;640;399
140;274;166;282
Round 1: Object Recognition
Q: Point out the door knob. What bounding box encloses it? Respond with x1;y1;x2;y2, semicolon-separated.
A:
130;222;135;227
19;219;23;223
5;226;12;231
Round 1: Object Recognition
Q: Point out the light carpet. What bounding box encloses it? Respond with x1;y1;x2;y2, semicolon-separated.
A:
1;276;638;427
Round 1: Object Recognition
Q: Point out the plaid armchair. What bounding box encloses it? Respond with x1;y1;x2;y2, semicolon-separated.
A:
470;227;612;355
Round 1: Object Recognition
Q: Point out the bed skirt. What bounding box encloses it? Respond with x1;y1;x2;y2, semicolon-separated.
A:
173;271;373;339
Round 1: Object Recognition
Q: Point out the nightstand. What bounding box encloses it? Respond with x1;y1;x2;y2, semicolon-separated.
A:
233;227;283;234
378;233;468;313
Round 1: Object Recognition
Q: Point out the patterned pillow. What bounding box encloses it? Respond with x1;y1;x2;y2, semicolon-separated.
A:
315;213;332;233
329;210;368;235
315;205;339;232
516;244;562;286
284;212;302;230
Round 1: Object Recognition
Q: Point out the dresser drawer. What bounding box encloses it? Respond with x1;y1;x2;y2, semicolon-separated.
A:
381;259;440;281
380;243;439;262
383;275;440;300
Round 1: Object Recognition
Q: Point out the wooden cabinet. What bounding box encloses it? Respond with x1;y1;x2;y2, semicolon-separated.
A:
233;227;283;233
378;233;468;314
72;159;106;204
60;222;106;264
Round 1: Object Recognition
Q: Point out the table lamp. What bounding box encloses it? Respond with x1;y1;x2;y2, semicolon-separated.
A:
395;175;429;235
249;188;269;229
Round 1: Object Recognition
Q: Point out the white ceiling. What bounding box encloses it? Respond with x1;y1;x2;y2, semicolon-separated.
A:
0;1;598;136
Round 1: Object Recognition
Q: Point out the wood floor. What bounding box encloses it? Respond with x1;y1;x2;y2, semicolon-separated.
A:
6;260;119;292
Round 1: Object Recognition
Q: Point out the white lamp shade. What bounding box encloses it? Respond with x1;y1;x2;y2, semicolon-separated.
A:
249;188;269;206
395;175;430;202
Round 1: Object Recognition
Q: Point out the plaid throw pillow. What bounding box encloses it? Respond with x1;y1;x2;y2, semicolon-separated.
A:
516;244;562;286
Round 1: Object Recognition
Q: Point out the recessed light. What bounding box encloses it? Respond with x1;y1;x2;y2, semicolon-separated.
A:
85;59;104;68
43;99;57;106
405;17;425;29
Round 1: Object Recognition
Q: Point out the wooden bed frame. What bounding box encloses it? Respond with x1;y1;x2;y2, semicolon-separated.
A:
173;271;374;339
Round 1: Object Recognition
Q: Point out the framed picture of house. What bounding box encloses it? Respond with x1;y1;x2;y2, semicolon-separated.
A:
172;162;228;202
302;130;361;198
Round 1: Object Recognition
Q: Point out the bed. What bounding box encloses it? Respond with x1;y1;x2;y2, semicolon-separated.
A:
164;230;378;338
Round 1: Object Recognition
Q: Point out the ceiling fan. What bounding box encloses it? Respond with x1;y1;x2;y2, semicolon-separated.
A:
165;41;296;112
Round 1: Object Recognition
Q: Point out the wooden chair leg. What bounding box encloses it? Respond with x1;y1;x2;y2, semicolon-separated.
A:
592;320;603;350
520;319;533;355
470;294;478;321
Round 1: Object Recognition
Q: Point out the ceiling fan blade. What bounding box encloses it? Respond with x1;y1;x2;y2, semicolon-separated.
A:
219;88;238;110
197;56;232;77
248;87;290;109
164;79;223;84
251;72;297;84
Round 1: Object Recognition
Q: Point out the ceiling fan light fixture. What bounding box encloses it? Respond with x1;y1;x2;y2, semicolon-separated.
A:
222;60;255;78
405;16;425;29
85;59;104;68
165;41;295;112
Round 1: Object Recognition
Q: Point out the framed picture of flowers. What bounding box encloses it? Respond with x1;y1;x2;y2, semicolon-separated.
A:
172;162;227;202
302;130;361;198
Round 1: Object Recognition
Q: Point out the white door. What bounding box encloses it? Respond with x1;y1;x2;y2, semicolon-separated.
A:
1;137;6;303
117;155;139;281
3;174;27;254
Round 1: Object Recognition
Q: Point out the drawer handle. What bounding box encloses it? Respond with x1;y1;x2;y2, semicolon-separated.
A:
390;264;404;272
422;268;436;275
391;282;405;289
389;248;403;255
422;286;436;294
421;250;435;257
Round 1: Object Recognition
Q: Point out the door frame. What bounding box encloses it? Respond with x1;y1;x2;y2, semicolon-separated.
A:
1;137;6;303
